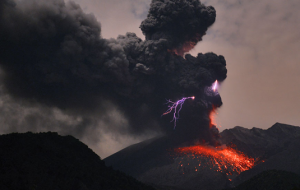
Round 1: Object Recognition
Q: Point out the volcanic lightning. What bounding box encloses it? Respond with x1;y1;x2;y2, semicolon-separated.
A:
163;96;195;129
212;80;218;92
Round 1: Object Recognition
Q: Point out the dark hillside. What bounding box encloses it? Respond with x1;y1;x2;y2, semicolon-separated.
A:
105;123;300;190
0;132;154;190
221;123;300;186
225;170;300;190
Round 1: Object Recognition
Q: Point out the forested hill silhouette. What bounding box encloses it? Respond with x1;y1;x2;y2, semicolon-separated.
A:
0;132;154;190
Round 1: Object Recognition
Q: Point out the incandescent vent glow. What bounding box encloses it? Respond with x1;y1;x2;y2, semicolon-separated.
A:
174;145;256;175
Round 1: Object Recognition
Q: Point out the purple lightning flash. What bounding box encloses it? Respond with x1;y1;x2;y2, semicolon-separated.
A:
162;96;195;129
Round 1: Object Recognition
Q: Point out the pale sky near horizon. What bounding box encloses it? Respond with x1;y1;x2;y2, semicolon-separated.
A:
1;0;300;158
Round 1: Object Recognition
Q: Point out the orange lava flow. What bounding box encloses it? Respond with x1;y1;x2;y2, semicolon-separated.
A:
174;145;255;174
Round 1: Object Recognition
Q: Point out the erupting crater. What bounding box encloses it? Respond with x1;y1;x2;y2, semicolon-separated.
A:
174;145;256;176
170;79;258;177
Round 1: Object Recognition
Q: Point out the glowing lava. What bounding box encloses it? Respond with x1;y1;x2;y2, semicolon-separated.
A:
162;96;195;129
174;145;255;174
166;80;256;175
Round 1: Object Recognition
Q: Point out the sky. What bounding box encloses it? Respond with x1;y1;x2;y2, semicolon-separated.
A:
0;0;300;158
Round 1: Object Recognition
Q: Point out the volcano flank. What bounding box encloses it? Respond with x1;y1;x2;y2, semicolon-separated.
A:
104;123;300;190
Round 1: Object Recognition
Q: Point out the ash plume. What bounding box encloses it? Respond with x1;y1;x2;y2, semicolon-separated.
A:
140;0;216;56
0;0;227;145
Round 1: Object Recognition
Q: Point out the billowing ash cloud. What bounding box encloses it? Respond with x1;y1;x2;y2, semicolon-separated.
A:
0;0;227;145
140;0;216;55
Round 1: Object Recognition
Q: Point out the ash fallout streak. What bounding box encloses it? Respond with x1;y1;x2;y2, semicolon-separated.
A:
0;0;227;145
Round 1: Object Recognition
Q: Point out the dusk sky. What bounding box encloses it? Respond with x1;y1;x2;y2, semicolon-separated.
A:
0;0;299;158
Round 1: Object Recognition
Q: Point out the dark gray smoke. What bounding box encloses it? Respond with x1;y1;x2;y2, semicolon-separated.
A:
0;0;227;145
140;0;216;55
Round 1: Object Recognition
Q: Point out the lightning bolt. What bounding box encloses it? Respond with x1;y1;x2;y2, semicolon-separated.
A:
162;96;195;129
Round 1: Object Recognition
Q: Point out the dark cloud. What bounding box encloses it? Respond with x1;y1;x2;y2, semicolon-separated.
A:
0;0;132;111
140;0;216;55
0;0;227;146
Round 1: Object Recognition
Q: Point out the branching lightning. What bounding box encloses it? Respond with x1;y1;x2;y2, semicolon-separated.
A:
162;96;195;129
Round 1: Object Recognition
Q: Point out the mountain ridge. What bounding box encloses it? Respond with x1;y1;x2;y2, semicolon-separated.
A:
105;123;300;190
0;132;154;190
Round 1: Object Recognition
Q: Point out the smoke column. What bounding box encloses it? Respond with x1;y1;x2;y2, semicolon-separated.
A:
0;0;227;145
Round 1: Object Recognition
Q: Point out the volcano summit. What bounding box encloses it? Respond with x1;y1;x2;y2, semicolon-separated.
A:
105;123;300;190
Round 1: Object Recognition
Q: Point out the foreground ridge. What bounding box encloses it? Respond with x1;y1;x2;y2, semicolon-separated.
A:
0;132;154;190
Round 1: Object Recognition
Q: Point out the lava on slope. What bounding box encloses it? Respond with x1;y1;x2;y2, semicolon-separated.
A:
174;145;256;176
170;80;257;177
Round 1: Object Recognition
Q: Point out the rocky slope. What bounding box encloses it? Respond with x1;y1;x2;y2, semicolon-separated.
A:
0;132;154;190
104;135;231;190
225;170;300;190
221;123;300;187
104;123;300;190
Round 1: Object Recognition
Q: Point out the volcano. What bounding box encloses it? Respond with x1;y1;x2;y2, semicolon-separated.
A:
104;123;300;190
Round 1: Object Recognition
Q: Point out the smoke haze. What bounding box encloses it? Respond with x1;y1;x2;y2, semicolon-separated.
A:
0;0;227;156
